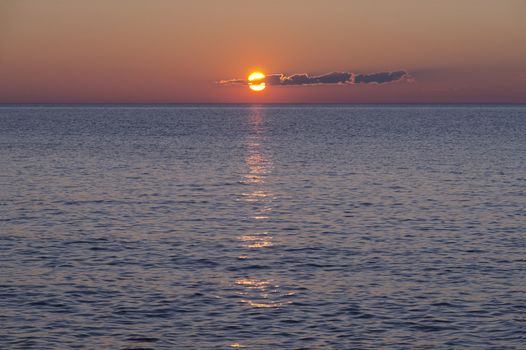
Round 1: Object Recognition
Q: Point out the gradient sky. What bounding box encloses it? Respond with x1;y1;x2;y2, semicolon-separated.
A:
1;0;525;103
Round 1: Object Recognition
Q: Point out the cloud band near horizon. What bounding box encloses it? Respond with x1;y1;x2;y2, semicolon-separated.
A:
219;70;410;86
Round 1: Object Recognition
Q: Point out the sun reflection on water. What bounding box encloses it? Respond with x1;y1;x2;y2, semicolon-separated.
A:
235;279;269;288
238;233;273;248
232;106;291;311
235;278;290;309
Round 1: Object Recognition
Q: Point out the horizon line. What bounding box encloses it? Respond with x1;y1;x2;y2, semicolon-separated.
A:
1;102;526;106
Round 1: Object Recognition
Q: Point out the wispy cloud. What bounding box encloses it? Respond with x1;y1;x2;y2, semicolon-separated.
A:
219;70;410;86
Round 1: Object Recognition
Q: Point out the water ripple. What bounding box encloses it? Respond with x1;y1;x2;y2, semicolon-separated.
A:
1;105;525;349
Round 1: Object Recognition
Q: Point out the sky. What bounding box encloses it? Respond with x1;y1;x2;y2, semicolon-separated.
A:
1;0;525;103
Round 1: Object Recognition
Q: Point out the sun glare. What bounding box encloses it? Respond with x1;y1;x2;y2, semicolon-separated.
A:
248;71;266;92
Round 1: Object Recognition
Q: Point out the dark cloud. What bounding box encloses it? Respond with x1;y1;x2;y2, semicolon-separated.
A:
354;71;408;84
273;72;352;85
218;78;246;85
219;70;409;86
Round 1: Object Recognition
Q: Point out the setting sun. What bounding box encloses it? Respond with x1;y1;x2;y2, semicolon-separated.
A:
248;72;266;92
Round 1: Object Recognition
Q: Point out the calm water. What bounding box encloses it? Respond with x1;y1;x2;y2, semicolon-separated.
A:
1;105;525;349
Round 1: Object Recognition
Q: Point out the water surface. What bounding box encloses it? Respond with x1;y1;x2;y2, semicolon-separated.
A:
1;105;525;349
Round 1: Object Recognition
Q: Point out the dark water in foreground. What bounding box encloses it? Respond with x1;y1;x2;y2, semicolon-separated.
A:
1;105;525;349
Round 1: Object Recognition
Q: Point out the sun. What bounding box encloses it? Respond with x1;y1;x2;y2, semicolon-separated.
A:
248;71;266;92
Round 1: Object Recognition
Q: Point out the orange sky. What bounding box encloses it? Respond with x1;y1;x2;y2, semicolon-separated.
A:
1;0;525;103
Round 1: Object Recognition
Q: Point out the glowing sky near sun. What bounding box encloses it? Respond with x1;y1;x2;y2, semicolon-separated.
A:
0;0;525;103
